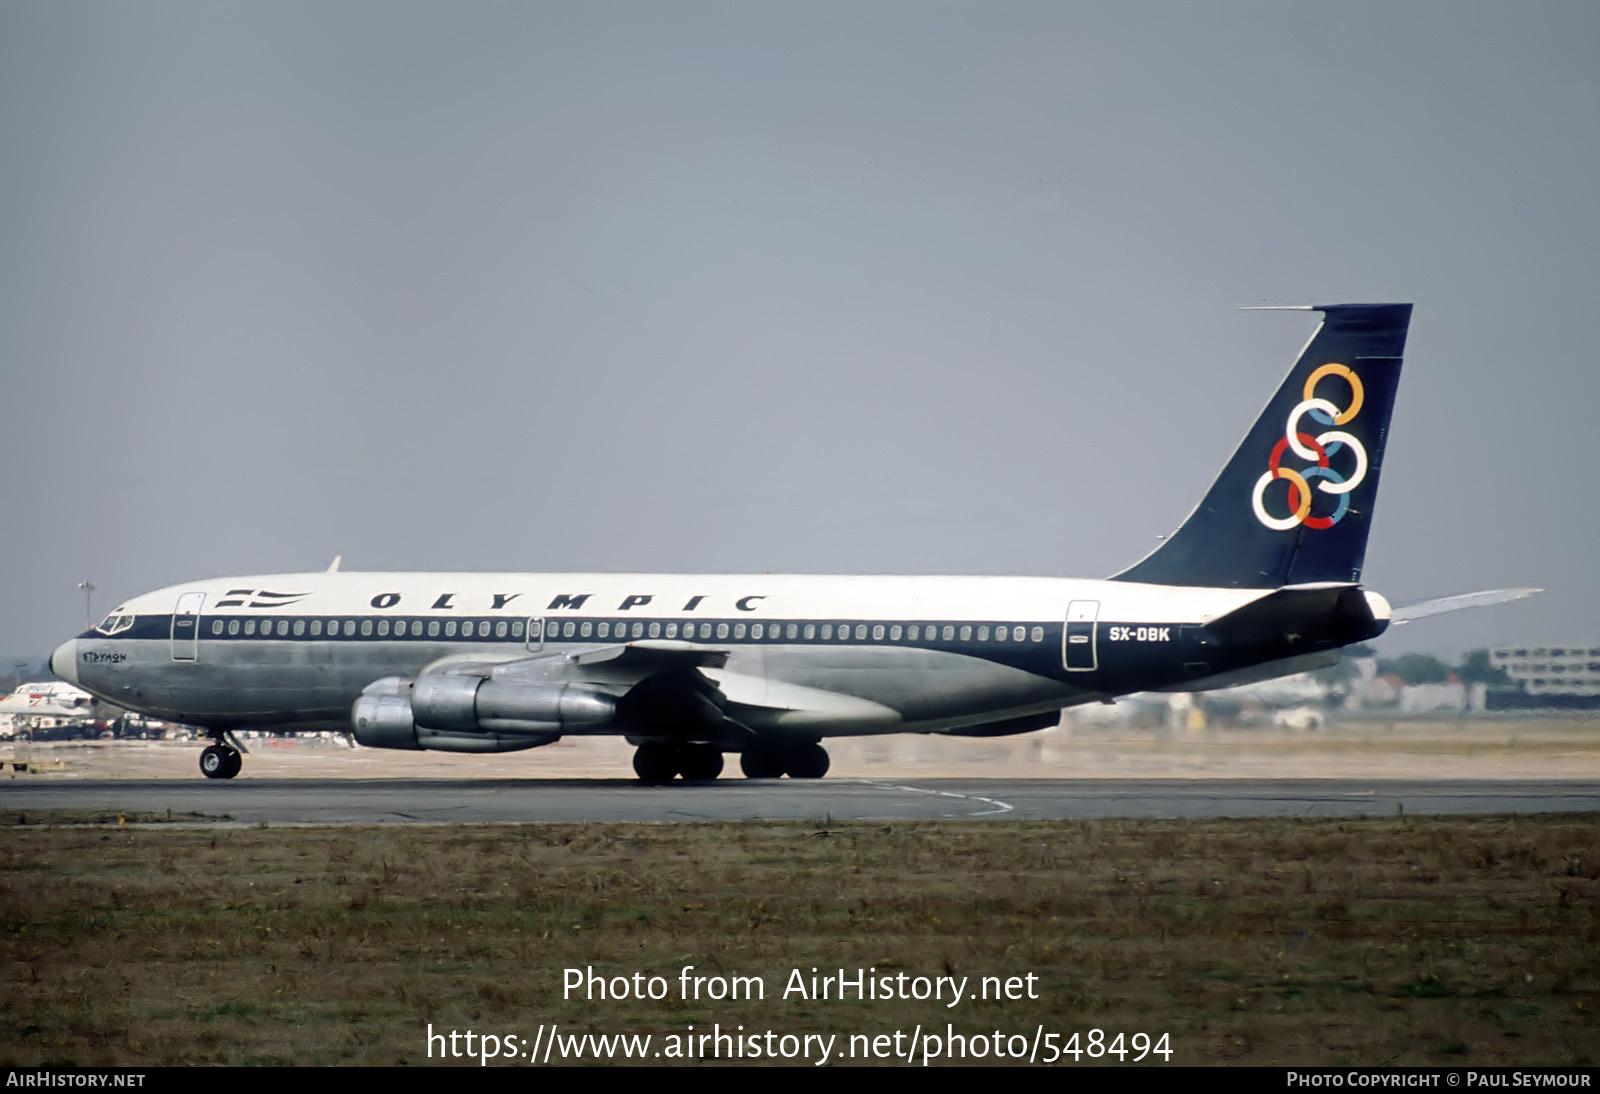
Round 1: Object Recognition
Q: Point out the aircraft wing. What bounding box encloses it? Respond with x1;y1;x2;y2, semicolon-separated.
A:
1390;587;1542;624
387;641;896;737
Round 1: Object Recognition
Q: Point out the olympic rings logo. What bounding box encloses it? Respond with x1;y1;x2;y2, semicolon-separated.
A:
1251;363;1368;531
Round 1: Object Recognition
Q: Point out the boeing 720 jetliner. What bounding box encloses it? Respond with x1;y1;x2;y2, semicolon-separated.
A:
49;304;1536;780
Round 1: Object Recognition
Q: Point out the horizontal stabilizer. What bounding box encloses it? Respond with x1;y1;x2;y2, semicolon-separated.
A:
1390;587;1542;624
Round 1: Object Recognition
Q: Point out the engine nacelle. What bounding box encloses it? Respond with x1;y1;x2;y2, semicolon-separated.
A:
412;675;616;734
352;673;618;752
352;693;424;750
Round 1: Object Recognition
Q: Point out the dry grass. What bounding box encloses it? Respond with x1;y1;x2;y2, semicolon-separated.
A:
3;816;1596;1066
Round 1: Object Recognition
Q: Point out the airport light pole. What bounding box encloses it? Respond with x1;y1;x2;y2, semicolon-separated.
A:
78;581;95;629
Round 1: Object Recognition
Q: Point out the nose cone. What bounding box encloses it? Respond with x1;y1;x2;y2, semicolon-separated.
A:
50;640;79;686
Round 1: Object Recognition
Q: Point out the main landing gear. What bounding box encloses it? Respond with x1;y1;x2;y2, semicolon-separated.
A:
629;739;832;783
633;741;724;783
739;741;829;780
199;731;246;780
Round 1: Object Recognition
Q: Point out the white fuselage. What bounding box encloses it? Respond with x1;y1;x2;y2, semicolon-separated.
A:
53;570;1270;737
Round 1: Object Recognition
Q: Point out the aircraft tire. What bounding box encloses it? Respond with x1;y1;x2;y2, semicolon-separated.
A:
786;743;830;779
632;742;679;784
200;745;240;780
678;743;723;781
739;746;784;779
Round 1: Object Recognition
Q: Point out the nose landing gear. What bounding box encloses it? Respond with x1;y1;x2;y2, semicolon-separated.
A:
199;744;241;779
199;731;247;779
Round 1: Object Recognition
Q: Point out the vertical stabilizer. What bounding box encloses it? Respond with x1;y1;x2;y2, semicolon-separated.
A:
1111;303;1411;589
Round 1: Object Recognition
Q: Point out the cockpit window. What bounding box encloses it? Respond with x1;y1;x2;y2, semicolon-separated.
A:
95;611;135;636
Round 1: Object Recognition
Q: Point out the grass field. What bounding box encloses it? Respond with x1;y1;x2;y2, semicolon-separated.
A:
3;814;1596;1066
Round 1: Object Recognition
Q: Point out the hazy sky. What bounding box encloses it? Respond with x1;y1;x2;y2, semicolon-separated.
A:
2;2;1595;661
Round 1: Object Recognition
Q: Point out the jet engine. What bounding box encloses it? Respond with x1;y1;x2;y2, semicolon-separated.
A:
352;674;618;753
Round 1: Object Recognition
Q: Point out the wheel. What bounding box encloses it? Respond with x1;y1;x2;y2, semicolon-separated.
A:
786;742;830;779
677;744;723;781
739;745;785;779
199;745;240;780
632;742;679;784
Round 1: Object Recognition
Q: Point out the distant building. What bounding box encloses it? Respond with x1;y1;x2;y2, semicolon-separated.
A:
1487;645;1600;710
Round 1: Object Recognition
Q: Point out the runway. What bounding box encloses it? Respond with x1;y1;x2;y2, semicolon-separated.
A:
3;777;1596;824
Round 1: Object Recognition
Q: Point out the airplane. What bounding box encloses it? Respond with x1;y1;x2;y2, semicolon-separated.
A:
0;679;122;737
48;303;1538;781
0;680;109;720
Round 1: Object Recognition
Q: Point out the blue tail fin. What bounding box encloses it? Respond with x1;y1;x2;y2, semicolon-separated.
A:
1111;303;1411;589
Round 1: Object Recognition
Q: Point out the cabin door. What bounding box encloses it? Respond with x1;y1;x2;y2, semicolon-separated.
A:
171;592;205;662
1063;599;1099;672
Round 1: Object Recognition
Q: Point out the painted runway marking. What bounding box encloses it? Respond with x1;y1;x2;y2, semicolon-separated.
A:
846;779;1015;817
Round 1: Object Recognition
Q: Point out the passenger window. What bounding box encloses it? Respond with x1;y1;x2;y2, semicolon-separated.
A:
890;625;902;640
872;624;885;640
631;622;644;638
1031;626;1044;642
244;620;256;636
942;625;955;641
803;624;815;639
665;622;679;638
495;621;508;638
786;624;798;639
716;623;728;639
445;621;457;637
1014;626;1026;642
821;624;832;639
977;626;989;641
512;621;524;637
597;622;610;638
700;623;713;639
580;622;592;638
360;620;373;637
563;621;576;638
854;624;867;640
377;620;390;637
211;620;223;635
310;620;322;636
427;621;440;637
907;625;919;641
734;623;746;639
959;626;972;641
752;623;764;639
293;620;305;636
276;620;288;636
